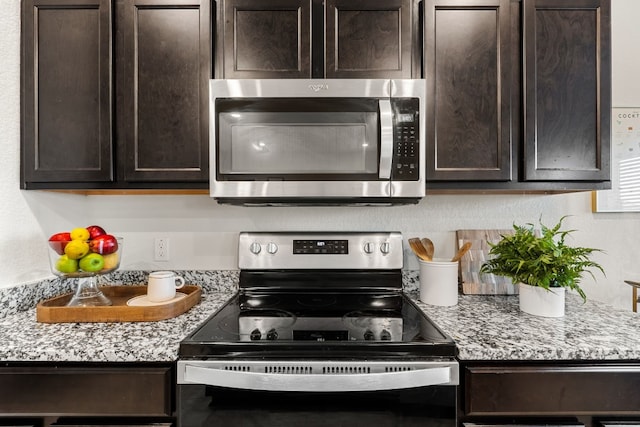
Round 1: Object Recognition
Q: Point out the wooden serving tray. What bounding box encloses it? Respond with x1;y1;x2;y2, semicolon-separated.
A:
36;285;201;323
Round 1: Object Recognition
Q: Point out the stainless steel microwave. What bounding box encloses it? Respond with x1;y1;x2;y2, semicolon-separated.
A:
209;79;425;205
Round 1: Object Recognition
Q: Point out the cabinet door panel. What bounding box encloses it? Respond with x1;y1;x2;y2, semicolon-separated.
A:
424;0;512;181
220;0;311;78
0;366;172;416
326;0;414;78
21;0;112;184
119;0;210;182
465;364;640;416
523;0;610;181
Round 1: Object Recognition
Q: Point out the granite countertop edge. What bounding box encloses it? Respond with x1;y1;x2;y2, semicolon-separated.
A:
1;270;639;363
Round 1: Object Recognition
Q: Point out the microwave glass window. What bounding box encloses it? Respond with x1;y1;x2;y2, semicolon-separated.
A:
218;112;378;175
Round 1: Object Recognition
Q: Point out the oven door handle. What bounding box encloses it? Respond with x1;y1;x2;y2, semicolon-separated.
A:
182;364;452;392
378;99;393;180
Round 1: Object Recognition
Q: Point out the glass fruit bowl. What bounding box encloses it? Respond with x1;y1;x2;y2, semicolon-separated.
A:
48;236;123;307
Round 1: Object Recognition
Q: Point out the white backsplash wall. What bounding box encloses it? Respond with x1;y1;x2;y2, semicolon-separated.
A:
2;0;640;311
10;190;640;311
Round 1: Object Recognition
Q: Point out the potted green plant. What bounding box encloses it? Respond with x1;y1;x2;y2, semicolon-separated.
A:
480;216;604;317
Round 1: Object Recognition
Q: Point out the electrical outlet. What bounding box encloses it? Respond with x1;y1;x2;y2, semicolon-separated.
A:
154;237;170;261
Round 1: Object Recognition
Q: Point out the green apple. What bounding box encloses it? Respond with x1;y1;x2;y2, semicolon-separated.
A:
56;255;78;274
79;253;105;272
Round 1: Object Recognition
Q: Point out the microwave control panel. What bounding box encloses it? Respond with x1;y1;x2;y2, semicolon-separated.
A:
392;98;420;181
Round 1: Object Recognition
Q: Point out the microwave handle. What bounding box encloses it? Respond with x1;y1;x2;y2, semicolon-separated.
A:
378;99;393;179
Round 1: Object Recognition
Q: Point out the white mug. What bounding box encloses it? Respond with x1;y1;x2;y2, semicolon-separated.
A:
147;271;185;302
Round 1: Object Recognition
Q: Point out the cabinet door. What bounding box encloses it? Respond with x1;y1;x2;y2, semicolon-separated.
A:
424;0;512;182
118;0;210;182
21;0;113;185
464;363;640;416
326;0;416;78
0;365;172;416
523;0;611;181
219;0;312;78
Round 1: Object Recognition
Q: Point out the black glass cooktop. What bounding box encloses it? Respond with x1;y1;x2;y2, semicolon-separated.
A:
179;291;457;359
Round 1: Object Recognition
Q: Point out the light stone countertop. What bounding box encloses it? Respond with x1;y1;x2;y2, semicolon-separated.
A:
0;271;237;362
1;270;639;363
410;291;640;361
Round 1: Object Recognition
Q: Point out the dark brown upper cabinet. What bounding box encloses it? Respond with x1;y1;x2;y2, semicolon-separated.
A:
21;0;113;185
117;0;211;183
218;0;312;78
325;0;417;78
424;0;513;182
217;0;418;79
424;0;611;191
21;0;211;190
523;0;611;182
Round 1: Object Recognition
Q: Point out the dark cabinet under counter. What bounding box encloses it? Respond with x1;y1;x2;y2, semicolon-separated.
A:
0;363;173;421
460;361;640;427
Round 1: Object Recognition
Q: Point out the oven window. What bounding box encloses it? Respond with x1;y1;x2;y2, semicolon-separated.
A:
179;384;456;427
215;99;379;178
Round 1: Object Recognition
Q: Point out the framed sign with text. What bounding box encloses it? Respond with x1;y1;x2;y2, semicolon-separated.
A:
593;108;640;212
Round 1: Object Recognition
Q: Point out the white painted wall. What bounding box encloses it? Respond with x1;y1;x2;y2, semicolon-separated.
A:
611;0;640;107
1;0;639;310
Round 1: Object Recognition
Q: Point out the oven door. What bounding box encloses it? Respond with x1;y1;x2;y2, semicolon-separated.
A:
177;360;458;427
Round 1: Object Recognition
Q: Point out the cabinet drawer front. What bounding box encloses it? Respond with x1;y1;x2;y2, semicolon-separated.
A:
0;366;172;416
465;365;640;416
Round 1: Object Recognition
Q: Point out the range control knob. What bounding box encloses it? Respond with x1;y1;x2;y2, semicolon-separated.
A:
266;328;278;341
380;329;391;341
249;242;262;255
363;242;375;254
266;242;278;254
380;242;390;255
250;328;262;341
363;330;375;341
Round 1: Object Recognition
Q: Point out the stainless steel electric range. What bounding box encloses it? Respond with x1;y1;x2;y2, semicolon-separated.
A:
177;232;458;427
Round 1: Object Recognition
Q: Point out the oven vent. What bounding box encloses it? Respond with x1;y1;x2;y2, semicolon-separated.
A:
224;365;252;372
322;366;372;374
384;366;414;372
264;365;314;374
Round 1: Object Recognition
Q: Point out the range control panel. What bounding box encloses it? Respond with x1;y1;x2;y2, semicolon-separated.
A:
238;232;403;270
293;240;348;255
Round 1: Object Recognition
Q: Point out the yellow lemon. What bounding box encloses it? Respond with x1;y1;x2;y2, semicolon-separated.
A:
64;240;90;260
70;227;90;241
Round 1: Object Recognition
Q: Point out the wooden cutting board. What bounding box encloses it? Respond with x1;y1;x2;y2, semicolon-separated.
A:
456;229;518;295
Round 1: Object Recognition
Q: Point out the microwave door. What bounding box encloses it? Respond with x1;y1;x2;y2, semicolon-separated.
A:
215;99;389;187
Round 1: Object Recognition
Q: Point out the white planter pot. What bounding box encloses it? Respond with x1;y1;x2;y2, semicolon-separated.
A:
518;283;565;317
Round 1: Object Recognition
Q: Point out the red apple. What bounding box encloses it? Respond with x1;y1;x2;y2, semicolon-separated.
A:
89;234;119;255
86;225;107;240
48;232;72;255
